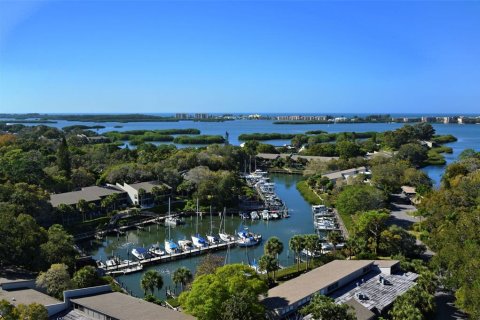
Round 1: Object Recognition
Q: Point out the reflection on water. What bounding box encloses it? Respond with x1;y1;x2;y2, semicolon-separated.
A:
81;173;316;299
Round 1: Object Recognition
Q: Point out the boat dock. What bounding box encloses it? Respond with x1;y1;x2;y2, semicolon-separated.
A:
245;170;289;218
100;240;238;275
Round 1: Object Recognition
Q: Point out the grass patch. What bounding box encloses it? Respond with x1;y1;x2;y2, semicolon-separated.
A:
432;134;457;144
337;210;354;234
424;149;446;166
166;297;180;308
431;145;453;154
296;181;323;205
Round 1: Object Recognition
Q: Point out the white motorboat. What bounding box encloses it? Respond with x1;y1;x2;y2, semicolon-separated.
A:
148;244;165;256
131;247;149;260
237;229;262;247
165;216;184;226
178;239;194;251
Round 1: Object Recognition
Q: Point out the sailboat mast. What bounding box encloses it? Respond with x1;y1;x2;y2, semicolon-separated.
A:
196;198;199;234
168;197;171;239
210;205;212;235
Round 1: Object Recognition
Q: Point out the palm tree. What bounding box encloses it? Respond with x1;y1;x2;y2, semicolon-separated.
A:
343;237;360;259
289;235;305;273
88;203;97;220
172;267;193;292
140;270;163;296
258;254;278;282
264;237;284;281
77;199;89;222
327;231;343;256
303;234;321;270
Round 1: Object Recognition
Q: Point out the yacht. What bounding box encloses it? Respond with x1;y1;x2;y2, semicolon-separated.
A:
237;230;262;247
261;210;270;220
148;244;165;256
165;216;184;226
131;247;149;260
165;240;179;254
178;239;194;251
250;211;260;220
191;234;208;248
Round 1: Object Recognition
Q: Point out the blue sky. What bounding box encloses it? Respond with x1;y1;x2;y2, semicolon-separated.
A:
0;1;479;114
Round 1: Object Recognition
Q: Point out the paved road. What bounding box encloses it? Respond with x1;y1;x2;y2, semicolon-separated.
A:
434;291;468;320
388;193;434;258
388;193;419;229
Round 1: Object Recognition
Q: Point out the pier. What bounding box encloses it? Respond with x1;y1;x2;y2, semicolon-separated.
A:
245;170;289;218
100;240;238;275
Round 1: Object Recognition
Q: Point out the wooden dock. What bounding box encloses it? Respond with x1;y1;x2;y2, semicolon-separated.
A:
101;240;238;275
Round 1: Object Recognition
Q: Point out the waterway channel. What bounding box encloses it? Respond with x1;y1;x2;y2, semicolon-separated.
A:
80;173;314;299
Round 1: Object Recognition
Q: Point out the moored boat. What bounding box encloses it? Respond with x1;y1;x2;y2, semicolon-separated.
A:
131;247;149;260
148;244;165;256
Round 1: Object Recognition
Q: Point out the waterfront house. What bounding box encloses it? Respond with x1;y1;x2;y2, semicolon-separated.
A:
115;180;172;208
262;260;417;320
322;167;370;184
49;185;128;209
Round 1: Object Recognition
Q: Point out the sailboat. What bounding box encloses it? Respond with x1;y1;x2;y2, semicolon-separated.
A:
191;199;208;248
164;198;179;254
206;206;220;244
219;207;235;242
237;226;262;247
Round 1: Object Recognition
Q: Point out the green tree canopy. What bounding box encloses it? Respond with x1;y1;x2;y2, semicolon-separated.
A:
395;143;429;167
300;294;356;320
72;266;103;289
335;185;386;216
353;210;390;255
36;263;72;299
40;224;76;270
179;264;268;320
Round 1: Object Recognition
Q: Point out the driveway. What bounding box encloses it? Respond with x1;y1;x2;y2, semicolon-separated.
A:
388;193;419;229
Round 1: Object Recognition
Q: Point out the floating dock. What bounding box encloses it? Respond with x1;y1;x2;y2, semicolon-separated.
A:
100;240;238;275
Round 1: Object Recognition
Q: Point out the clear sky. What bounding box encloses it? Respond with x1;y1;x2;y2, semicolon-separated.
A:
0;1;479;114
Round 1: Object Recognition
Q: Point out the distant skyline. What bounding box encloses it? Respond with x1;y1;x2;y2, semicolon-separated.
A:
0;1;479;114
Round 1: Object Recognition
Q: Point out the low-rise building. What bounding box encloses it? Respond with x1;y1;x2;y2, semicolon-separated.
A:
322;167;370;183
69;291;195;320
262;260;374;319
116;181;172;208
49;185;128;209
0;278;195;320
262;260;417;320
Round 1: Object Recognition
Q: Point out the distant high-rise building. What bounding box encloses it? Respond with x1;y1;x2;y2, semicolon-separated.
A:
194;113;209;119
175;113;189;119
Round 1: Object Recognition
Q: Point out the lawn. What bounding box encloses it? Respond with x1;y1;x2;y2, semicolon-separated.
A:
296;180;323;205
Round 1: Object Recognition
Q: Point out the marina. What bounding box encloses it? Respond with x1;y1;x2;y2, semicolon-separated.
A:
80;173;315;298
245;169;290;219
98;240;238;275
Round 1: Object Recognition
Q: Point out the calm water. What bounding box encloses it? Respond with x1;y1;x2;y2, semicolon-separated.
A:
81;174;315;299
63;120;479;298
